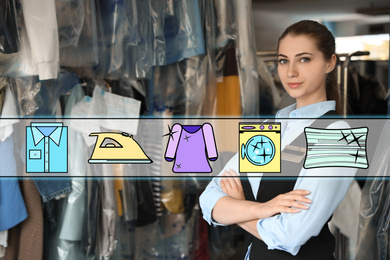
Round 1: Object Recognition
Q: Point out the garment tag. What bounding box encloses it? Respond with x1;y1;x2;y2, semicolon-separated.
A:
91;86;141;135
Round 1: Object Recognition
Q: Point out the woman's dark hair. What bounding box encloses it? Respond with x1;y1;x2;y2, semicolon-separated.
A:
277;20;342;114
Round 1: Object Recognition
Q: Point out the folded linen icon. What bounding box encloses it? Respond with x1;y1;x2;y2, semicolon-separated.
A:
304;127;369;169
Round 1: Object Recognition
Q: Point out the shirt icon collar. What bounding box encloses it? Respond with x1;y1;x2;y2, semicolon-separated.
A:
30;123;63;146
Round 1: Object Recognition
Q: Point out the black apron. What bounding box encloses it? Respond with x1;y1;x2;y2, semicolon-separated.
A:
241;111;338;260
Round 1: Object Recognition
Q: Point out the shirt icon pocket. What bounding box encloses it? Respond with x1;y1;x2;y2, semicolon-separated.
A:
29;150;41;160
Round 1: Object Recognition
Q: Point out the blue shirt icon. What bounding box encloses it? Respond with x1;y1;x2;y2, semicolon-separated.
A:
26;122;68;173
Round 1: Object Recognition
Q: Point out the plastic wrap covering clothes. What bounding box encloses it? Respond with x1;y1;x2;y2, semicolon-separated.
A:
11;72;79;116
0;0;19;54
0;78;7;115
213;0;236;48
215;41;241;116
153;56;208;116
59;0;99;68
233;0;258;115
133;201;199;259
44;128;88;260
356;120;390;260
198;0;218;116
151;0;258;116
160;0;205;66
0;2;36;78
135;119;164;217
56;0;85;48
202;0;258;115
94;0;153;80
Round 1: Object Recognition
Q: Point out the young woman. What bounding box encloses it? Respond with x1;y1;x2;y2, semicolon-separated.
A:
199;20;357;259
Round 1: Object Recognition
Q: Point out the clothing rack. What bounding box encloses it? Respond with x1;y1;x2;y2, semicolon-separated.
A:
337;51;370;116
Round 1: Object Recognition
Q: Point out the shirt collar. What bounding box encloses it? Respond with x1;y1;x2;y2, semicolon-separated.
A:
30;123;63;146
276;101;336;119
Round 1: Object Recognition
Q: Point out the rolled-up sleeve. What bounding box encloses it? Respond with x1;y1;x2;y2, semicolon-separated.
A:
199;153;239;226
257;168;355;255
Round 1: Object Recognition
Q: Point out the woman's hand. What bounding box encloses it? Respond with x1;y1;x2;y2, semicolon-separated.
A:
260;189;312;218
220;169;312;219
220;169;245;200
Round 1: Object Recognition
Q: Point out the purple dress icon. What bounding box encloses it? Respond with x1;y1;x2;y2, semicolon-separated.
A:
164;123;218;173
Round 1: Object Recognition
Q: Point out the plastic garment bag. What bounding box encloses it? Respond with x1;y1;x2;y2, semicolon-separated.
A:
98;172;118;259
153;56;208;116
356;121;390;260
59;0;99;68
134;196;200;260
95;0;153;79
198;0;218;116
233;0;258;115
213;0;236;48
117;174;137;259
11;72;79;116
160;0;205;66
151;0;166;66
0;0;19;54
0;3;37;78
0;78;7;115
56;0;85;48
53;135;88;260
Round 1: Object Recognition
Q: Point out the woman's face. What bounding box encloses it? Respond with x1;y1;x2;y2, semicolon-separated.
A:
277;34;335;108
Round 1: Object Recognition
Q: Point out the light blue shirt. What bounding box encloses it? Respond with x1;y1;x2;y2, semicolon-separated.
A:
26;122;68;173
0;135;28;231
199;101;356;257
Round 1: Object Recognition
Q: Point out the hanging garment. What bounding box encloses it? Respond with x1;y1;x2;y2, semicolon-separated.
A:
4;180;43;260
164;123;218;173
49;132;88;260
198;0;218;116
234;0;259;115
348;66;388;115
216;42;241;116
194;215;210;260
213;0;236;48
134;178;158;227
0;85;27;232
162;0;205;65
0;82;5;115
0;80;18;142
137;119;164;217
0;231;7;255
59;0;99;68
56;0;85;48
328;180;362;260
82;177;100;258
95;0;153;79
161;179;185;214
98;170;117;258
0;0;19;54
0;148;28;231
355;120;390;260
22;0;59;80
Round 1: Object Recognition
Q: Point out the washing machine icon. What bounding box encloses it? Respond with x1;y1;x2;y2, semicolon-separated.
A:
239;123;281;173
